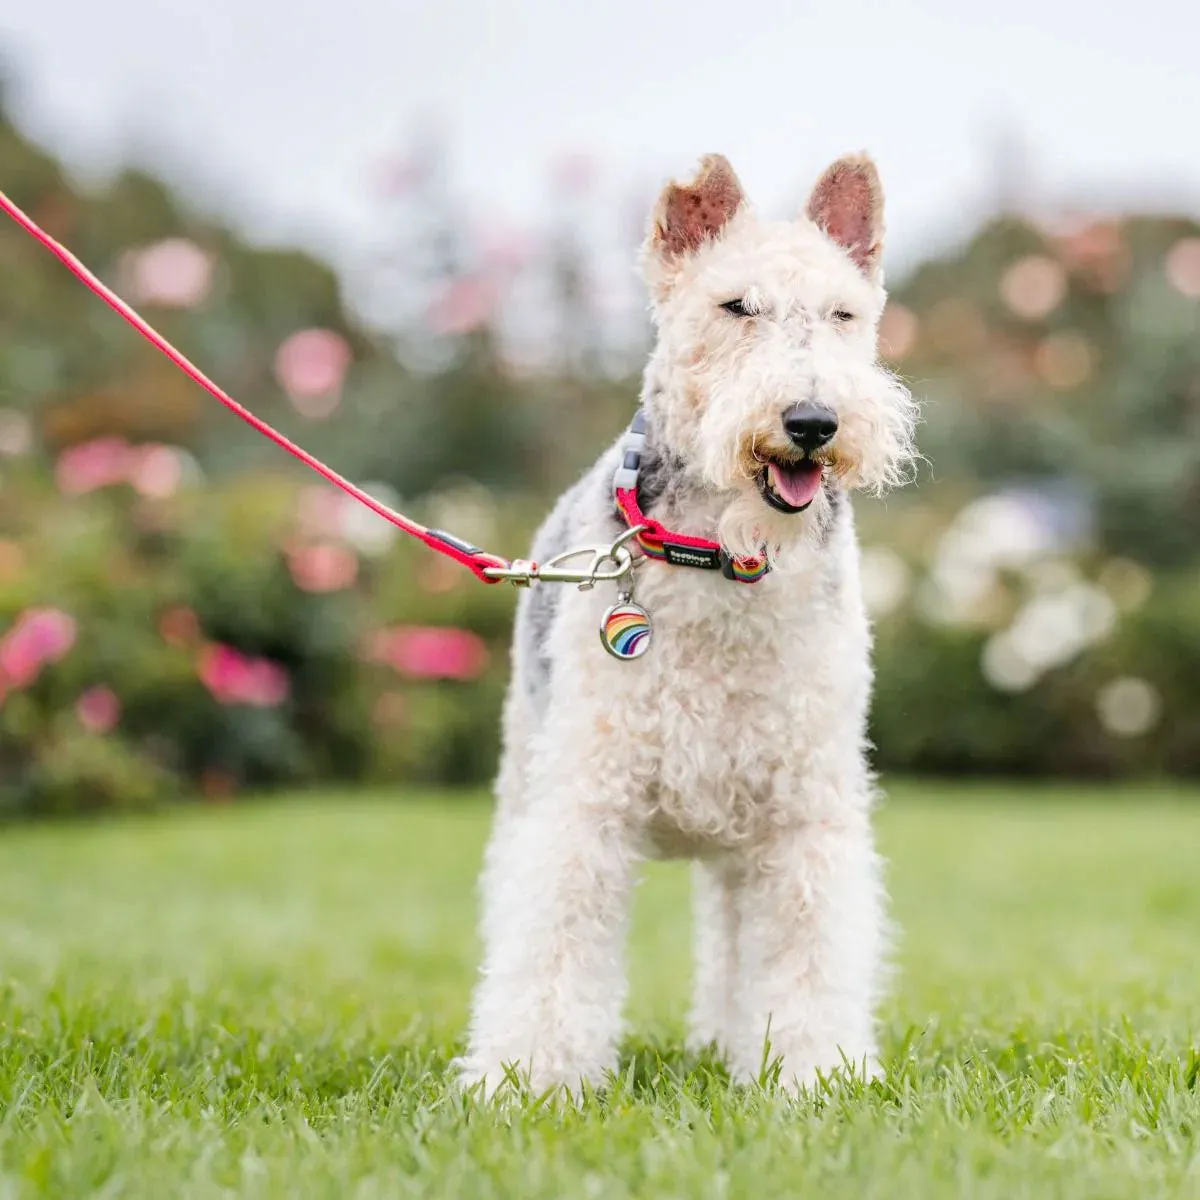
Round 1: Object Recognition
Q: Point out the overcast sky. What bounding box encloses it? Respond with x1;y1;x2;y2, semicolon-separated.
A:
4;0;1199;294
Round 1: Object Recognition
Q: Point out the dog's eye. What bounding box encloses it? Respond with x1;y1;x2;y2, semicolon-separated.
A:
720;298;754;317
831;309;855;323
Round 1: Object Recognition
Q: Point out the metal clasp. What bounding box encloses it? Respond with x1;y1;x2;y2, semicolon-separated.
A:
483;525;647;590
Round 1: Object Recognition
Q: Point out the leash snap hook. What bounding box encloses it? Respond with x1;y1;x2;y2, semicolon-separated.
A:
538;542;629;589
571;524;647;591
482;526;647;589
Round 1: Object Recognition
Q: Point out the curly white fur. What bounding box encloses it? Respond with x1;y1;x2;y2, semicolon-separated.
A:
456;152;917;1099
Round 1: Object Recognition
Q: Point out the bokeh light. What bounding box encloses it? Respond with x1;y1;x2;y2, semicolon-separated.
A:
124;239;214;309
76;685;121;734
287;543;360;593
274;329;352;418
0;409;32;457
1165;237;1200;298
3;69;1199;805
1000;255;1067;320
1096;677;1161;738
878;304;919;361
1034;332;1095;390
860;546;912;617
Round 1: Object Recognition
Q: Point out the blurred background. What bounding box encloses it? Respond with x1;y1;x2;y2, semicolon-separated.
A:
1;0;1199;818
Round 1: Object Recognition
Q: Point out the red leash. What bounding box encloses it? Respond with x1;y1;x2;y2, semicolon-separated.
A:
0;189;512;583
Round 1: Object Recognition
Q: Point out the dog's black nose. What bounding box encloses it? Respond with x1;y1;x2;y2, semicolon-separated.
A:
782;403;838;451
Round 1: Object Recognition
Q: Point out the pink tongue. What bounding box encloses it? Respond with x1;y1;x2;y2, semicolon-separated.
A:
768;461;823;508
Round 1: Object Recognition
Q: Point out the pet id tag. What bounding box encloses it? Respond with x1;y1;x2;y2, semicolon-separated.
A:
599;590;653;661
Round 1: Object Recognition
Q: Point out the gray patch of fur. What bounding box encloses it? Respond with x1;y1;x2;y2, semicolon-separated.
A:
818;481;844;548
819;484;850;602
513;450;619;713
514;410;850;708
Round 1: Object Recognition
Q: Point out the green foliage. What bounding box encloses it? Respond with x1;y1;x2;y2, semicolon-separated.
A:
0;790;1198;1197
868;565;1200;777
0;473;519;816
889;214;1200;566
20;728;180;817
4;83;1200;814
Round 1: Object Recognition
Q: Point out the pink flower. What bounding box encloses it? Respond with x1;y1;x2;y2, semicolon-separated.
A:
366;625;488;681
198;644;290;706
159;605;200;647
125;238;213;309
479;226;534;276
274;329;352;418
1052;219;1129;293
243;658;290;706
287;543;358;592
0;607;77;689
296;486;347;538
427;276;496;337
417;557;465;595
1166;238;1200;299
76;685;121;734
55;438;132;495
54;438;188;498
129;445;183;499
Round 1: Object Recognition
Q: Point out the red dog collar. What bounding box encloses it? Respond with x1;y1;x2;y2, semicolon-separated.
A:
612;410;769;584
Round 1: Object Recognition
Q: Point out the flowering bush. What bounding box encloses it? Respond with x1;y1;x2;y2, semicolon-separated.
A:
0;470;515;816
868;577;1200;778
4;88;1200;816
4;454;1199;817
859;497;1200;777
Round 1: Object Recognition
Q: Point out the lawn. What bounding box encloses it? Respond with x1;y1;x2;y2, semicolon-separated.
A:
1;784;1199;1199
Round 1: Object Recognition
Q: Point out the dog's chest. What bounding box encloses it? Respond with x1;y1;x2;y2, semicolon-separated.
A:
604;568;842;852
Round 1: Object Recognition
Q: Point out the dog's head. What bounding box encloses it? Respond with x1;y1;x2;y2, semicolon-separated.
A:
640;153;917;558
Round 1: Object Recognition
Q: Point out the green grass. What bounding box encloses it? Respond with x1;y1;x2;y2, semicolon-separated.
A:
1;784;1199;1198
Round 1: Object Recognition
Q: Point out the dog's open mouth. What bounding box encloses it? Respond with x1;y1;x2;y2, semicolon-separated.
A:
756;458;824;513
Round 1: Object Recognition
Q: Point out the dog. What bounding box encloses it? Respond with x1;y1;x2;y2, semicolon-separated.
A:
456;152;918;1098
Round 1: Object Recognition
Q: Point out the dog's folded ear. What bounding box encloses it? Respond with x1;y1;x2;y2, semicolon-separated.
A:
642;155;746;300
805;154;885;278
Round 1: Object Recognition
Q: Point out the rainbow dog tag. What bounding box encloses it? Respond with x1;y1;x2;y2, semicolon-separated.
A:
600;594;652;661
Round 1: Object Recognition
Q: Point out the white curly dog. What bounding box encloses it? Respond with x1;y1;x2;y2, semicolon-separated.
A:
457;151;918;1097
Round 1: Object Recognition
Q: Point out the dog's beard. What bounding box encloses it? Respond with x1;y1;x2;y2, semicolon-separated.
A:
697;360;918;499
716;483;835;569
694;420;830;564
659;360;917;566
822;369;919;494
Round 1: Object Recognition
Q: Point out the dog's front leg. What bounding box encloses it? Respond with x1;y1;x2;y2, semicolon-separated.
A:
458;755;642;1099
688;857;742;1056
729;809;885;1094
